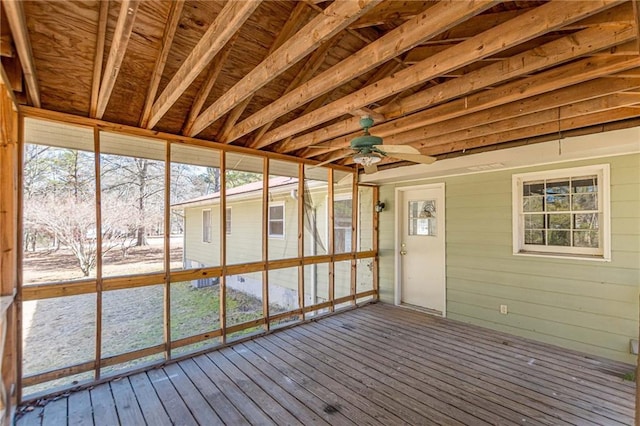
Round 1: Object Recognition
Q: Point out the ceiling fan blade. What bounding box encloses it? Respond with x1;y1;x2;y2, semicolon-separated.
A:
378;144;420;154
388;153;437;165
363;164;378;174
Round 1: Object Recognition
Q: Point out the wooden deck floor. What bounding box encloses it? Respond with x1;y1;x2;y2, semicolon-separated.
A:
16;303;635;425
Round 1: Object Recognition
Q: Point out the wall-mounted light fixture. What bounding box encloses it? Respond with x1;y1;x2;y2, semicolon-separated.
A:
375;201;385;213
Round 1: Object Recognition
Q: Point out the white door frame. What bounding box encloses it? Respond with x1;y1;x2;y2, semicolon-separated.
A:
394;182;446;316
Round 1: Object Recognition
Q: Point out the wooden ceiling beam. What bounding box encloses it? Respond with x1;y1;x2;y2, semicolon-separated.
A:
301;56;640;160
349;1;433;29
2;0;40;107
0;35;14;57
259;0;623;151
147;0;261;129
394;78;640;150
181;35;238;136
89;0;109;118
224;0;497;144
270;59;402;153
189;0;382;138
216;2;311;142
282;18;636;154
403;88;640;154
329;55;640;160
421;107;640;156
139;0;184;128
246;32;343;149
94;0;139;119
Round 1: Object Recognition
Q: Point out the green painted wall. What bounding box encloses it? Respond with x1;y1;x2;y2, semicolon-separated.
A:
378;154;639;364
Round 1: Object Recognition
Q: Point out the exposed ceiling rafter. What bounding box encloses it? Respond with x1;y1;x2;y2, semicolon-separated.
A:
256;0;623;150
188;0;382;137
284;17;636;154
226;0;498;145
2;0;40;107
139;0;185;128
147;0;262;129
95;0;139;119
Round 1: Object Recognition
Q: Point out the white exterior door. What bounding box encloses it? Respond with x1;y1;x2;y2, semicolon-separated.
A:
397;184;446;316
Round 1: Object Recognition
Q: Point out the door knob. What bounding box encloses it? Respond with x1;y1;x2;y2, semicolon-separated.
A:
400;249;407;255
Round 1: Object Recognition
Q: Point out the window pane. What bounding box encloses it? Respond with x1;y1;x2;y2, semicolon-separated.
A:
574;230;599;248
548;214;570;229
269;205;284;220
523;196;543;212
546;179;569;195
525;230;545;245
524;214;544;230
548;230;570;246
572;193;597;211
574;213;598;230
523;181;544;196
269;221;284;237
572;175;597;193
545;194;569;211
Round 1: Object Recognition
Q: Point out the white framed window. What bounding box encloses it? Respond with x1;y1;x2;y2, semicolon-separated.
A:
202;209;212;243
225;207;232;235
268;202;285;238
512;164;610;261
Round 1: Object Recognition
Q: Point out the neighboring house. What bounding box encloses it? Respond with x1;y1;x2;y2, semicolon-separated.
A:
368;127;640;364
172;176;374;310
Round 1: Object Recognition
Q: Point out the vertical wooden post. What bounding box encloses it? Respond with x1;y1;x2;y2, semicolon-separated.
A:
163;142;171;359
262;158;269;331
297;163;305;320
219;151;227;343
372;186;380;302
15;112;23;405
93;127;103;379
328;168;335;312
0;71;19;422
350;172;358;304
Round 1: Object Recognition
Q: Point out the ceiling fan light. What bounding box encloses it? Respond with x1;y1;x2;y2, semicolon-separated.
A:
353;152;382;167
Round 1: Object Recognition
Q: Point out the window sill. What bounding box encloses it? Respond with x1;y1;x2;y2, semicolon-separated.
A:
513;251;611;262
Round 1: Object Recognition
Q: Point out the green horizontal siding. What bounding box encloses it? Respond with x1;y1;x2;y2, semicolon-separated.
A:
379;153;640;364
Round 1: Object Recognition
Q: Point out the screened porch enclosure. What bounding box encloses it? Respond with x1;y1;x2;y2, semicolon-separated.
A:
19;115;378;399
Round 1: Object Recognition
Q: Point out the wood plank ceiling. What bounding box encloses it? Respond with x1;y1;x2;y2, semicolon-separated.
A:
1;0;639;172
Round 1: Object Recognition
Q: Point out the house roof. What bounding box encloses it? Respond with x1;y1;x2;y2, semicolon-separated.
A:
172;175;298;209
2;1;639;173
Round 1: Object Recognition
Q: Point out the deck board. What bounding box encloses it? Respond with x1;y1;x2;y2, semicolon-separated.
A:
15;304;636;426
90;383;120;426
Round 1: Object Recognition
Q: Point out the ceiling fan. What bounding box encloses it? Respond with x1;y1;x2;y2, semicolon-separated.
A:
345;116;436;174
